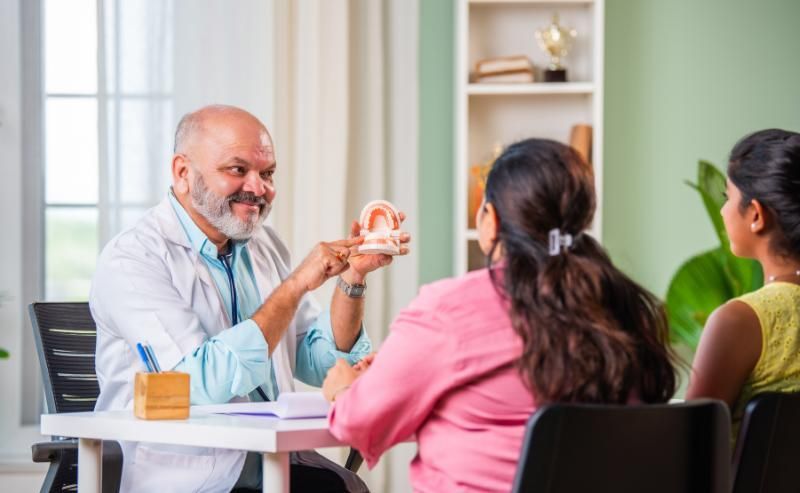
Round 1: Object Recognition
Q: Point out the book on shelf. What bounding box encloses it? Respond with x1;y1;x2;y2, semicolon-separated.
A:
473;55;535;84
475;71;534;83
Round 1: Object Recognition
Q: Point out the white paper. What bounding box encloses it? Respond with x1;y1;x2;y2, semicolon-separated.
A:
193;392;330;419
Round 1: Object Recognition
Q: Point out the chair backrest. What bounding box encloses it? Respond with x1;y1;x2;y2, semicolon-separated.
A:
29;302;99;414
732;391;800;493
511;399;731;493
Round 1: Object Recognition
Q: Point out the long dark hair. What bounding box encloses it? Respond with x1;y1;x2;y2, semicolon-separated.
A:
484;138;676;404
728;129;800;260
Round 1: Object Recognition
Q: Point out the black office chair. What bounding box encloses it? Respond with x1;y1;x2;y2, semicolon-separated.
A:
29;301;123;493
732;391;800;493
511;399;731;493
30;301;363;493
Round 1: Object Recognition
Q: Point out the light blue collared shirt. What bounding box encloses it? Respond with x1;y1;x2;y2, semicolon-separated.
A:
168;192;371;404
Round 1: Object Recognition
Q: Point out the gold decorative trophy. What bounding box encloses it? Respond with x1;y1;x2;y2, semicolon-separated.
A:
535;13;577;82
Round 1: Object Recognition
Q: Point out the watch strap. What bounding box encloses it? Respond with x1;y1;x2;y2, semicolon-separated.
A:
337;276;367;298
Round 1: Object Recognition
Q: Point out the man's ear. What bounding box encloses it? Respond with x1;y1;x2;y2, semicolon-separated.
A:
172;154;190;195
749;199;766;234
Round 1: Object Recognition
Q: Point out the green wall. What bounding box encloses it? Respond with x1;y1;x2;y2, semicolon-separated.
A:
419;0;800;294
605;0;800;295
418;0;455;284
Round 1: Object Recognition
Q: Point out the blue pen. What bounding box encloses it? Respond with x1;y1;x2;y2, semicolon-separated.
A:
136;343;154;372
143;343;162;373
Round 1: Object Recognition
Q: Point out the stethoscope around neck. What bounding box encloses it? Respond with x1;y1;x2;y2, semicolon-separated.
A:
218;250;271;402
218;251;239;325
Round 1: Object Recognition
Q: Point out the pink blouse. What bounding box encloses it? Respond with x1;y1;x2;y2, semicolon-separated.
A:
328;269;537;492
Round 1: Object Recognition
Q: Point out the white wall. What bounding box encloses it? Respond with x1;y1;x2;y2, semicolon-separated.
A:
0;0;48;488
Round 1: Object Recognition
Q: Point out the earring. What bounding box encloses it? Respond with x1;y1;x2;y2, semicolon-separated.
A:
750;223;757;231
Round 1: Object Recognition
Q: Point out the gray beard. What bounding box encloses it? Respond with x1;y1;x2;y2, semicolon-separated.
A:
189;173;271;241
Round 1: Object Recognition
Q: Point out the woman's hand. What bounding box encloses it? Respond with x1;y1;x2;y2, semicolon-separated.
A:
352;353;376;373
323;359;361;402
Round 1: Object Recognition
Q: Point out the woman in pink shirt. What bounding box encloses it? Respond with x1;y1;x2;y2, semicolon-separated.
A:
323;138;677;492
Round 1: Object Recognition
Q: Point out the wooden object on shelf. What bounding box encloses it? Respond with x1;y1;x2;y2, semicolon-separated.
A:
467;167;483;229
468;143;503;228
134;371;190;420
569;123;593;165
473;55;535;83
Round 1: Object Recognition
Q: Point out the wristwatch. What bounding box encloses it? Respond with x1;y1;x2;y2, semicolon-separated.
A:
337;276;367;298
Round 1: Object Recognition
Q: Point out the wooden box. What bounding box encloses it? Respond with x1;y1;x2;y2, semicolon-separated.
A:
134;372;190;420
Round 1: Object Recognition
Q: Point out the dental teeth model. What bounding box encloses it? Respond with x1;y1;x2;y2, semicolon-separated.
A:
358;200;402;255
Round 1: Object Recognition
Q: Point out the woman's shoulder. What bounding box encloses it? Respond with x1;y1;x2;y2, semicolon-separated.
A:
395;269;507;338
737;282;800;333
739;281;800;304
412;268;498;309
709;298;760;329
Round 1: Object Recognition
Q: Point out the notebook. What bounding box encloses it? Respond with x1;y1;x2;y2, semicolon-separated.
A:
194;391;330;419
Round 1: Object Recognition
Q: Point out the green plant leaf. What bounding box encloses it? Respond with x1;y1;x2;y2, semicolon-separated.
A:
686;160;729;249
666;248;733;348
0;348;8;359
722;254;764;297
666;160;764;350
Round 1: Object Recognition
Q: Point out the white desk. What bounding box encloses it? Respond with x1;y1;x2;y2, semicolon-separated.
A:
41;409;344;493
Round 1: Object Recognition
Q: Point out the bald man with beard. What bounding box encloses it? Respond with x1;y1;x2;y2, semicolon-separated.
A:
90;105;408;492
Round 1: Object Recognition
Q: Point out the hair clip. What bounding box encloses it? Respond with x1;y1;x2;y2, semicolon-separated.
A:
548;228;573;256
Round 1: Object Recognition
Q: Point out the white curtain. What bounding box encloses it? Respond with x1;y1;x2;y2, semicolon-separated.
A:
271;1;419;491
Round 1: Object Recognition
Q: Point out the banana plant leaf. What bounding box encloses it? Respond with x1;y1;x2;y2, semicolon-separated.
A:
686;160;728;247
666;161;763;349
666;248;735;348
686;161;762;294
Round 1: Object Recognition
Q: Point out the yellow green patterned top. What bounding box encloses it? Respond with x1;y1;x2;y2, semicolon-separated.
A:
732;282;800;441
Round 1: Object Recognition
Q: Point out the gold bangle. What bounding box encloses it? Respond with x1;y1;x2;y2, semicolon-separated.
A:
331;385;351;402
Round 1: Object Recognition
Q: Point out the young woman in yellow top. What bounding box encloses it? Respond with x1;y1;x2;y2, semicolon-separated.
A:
687;128;800;439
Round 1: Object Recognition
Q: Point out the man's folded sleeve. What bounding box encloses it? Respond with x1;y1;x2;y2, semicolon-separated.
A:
173;319;271;405
295;310;372;387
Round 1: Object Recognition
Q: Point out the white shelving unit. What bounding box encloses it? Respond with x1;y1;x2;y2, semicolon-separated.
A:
454;0;604;274
467;82;595;95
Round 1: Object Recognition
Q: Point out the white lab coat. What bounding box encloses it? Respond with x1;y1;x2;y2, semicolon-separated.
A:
90;198;322;493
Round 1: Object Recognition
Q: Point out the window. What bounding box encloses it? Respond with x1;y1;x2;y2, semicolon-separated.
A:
42;0;174;301
19;0;175;425
20;0;274;427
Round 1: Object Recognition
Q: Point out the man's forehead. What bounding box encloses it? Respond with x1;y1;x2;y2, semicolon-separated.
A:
252;141;276;163
259;131;272;148
257;133;276;158
200;122;275;162
222;140;275;164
